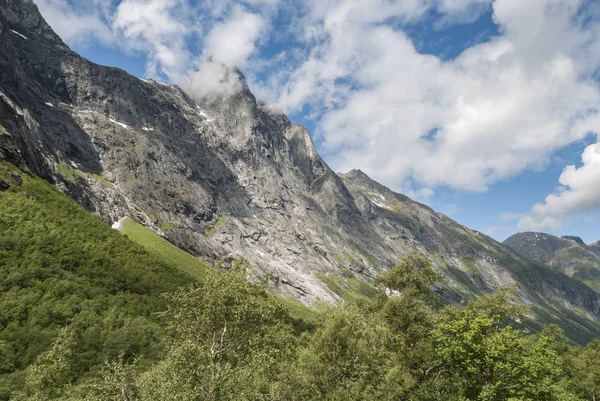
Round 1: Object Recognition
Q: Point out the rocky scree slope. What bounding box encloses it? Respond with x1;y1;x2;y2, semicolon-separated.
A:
1;0;600;336
505;232;600;293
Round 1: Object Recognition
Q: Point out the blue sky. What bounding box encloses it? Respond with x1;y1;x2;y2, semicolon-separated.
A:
35;0;600;244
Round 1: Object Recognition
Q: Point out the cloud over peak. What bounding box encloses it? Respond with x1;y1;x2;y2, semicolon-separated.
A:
186;6;264;101
275;0;600;197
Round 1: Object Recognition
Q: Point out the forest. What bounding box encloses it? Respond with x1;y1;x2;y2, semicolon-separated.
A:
1;163;600;401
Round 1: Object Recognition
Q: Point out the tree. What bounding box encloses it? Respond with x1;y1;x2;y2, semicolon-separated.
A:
432;288;567;400
286;253;443;401
11;328;76;401
568;339;600;401
373;251;442;301
285;304;394;401
137;271;295;401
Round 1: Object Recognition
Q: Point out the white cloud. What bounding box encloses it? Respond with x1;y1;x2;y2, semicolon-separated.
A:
203;6;264;67
187;61;246;101
34;0;113;44
269;0;600;197
185;6;265;101
436;0;493;24
112;0;193;82
35;0;271;87
519;139;600;231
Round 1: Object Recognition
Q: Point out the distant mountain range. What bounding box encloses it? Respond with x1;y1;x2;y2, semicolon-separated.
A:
1;0;599;342
505;232;600;294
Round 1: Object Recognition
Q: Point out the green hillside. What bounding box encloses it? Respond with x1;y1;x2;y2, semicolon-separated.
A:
0;162;320;399
120;218;210;282
0;163;194;399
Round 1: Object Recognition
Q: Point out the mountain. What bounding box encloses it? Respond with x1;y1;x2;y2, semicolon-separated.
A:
504;232;600;293
1;0;600;340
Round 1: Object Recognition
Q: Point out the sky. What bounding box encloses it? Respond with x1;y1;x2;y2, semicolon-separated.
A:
33;0;600;244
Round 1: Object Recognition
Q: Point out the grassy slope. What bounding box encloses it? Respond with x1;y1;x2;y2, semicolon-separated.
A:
120;218;210;282
0;161;322;399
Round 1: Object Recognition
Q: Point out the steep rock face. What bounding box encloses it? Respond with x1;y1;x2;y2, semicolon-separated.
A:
1;0;600;337
504;232;600;293
340;171;600;320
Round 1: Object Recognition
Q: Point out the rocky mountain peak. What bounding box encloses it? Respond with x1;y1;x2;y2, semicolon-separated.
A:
562;235;586;245
1;0;65;46
339;168;368;178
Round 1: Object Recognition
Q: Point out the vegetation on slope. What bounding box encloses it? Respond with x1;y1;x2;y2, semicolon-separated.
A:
119;217;210;282
0;163;193;399
119;218;322;330
7;252;600;401
2;162;600;400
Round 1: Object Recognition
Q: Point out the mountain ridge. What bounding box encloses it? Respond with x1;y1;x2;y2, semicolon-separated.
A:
504;231;600;294
2;0;600;340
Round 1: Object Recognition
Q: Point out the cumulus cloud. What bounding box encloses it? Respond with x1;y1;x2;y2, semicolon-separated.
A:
34;0;113;44
203;6;264;66
518;139;600;231
186;6;265;100
112;0;193;82
187;61;245;101
270;0;600;198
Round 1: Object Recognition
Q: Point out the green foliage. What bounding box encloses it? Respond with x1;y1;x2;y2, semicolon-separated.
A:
0;163;191;400
11;328;76;401
374;251;442;301
284;256;585;401
432;288;564;400
286;305;395;401
0;124;7;135
276;296;325;334
568;339;600;400
137;271;295;400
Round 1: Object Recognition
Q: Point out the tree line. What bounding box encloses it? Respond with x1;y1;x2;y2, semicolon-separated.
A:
11;253;600;401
